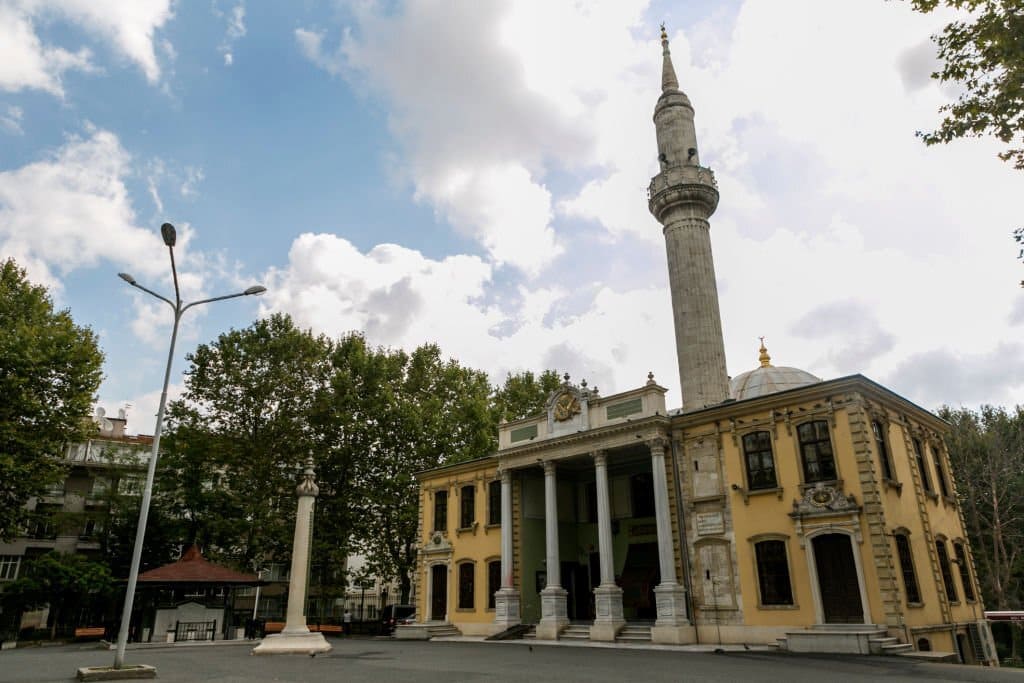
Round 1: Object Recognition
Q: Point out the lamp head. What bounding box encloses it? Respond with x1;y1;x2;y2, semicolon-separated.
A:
244;285;267;296
160;223;177;247
118;272;136;285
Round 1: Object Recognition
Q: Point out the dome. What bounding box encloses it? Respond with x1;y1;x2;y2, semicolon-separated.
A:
729;340;821;401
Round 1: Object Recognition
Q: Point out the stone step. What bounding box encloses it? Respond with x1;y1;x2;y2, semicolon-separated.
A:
810;623;885;633
868;636;899;655
560;625;592;641
880;643;915;655
776;637;789;651
616;625;652;643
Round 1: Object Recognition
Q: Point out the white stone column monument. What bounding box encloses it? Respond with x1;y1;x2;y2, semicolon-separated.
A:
535;460;568;639
253;456;332;655
648;437;692;644
590;450;625;641
493;468;521;627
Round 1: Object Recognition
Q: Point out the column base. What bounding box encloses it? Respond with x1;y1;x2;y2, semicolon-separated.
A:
589;584;625;641
654;583;690;627
252;631;332;656
493;588;521;627
536;586;569;640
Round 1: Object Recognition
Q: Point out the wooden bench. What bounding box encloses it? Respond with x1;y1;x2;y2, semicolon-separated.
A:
318;624;343;636
263;622;285;634
74;627;106;640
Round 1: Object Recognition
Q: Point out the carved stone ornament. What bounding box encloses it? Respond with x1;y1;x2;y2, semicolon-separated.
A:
552;392;581;422
791;483;859;517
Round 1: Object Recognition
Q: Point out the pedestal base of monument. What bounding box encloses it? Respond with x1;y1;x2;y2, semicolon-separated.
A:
589;584;625;642
251;629;332;655
76;664;157;681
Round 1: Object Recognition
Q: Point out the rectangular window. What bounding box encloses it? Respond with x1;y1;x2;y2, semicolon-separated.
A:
894;534;921;604
872;420;895;481
912;438;934;494
0;555;21;581
488;480;501;525
954;542;976;601
797;421;837;483
936;540;958;603
458;562;475;609
742;431;777;490
433;490;448;533
488;560;501;609
754;540;793;606
460;485;475;529
932;445;951;498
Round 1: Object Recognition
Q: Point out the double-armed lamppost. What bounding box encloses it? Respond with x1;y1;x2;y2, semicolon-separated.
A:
113;223;266;669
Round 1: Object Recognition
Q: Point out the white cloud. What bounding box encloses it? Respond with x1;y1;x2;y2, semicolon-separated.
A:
0;104;24;134
216;2;246;67
260;232;678;402
0;0;173;95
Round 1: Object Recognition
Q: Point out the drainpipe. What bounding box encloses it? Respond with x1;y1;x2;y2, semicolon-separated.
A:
670;433;699;644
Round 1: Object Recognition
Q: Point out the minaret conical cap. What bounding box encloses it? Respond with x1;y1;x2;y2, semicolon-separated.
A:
660;24;679;93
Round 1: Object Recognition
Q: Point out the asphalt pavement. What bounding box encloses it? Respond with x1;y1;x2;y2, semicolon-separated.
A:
2;637;1023;682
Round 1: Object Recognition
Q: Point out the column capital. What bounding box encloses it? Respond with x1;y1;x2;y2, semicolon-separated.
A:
542;460;556;476
591;450;608;468
646;436;669;457
500;468;512;484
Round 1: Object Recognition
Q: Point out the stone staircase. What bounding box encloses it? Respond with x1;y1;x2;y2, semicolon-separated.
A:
778;624;913;655
559;624;592;641
615;624;652;644
424;623;462;639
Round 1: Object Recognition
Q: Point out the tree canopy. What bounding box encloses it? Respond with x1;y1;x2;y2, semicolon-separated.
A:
909;0;1024;169
0;259;103;541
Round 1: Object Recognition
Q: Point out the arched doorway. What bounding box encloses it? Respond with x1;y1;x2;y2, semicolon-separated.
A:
430;564;448;621
812;533;864;623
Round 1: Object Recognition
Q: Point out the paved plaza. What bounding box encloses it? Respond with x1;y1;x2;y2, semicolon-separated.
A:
2;639;1023;683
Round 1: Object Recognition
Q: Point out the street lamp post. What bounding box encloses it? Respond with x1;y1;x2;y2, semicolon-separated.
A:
113;223;266;669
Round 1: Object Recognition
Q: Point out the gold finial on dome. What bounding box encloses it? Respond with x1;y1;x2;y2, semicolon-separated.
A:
660;23;668;43
758;337;772;368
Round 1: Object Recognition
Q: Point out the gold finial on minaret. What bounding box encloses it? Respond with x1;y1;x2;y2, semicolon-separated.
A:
659;24;678;92
758;337;772;368
660;23;668;43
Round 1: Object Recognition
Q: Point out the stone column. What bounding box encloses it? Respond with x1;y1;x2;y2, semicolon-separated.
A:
253;457;331;655
536;460;568;639
648;437;692;644
493;468;520;627
590;450;625;641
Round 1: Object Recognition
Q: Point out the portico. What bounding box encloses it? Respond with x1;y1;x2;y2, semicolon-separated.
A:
493;375;692;643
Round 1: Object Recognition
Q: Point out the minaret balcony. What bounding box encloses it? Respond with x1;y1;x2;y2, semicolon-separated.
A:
648;164;720;220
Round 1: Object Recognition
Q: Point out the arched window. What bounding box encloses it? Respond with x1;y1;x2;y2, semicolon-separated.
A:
797;421;836;483
487;560;501;609
935;538;958;603
893;531;921;604
871;420;895;481
742;431;777;490
433;490;448;532
953;542;975;601
754;539;793;606
458;562;475;609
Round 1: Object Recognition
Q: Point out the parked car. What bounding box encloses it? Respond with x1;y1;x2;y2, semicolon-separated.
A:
380;604;416;635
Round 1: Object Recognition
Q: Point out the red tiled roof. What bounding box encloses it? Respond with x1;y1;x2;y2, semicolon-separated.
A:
137;545;259;584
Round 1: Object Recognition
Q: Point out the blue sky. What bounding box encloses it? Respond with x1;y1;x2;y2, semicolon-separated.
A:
2;1;1021;434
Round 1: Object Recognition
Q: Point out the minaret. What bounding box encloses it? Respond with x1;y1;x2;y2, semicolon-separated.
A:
648;26;730;411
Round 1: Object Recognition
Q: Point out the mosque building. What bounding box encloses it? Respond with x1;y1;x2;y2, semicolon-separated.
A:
409;29;995;663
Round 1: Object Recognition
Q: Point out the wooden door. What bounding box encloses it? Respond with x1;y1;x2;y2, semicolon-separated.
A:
813;534;863;623
430;564;447;621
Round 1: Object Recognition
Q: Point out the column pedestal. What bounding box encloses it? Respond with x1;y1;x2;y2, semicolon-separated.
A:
651;583;694;644
535;586;569;640
589;585;625;641
493;587;521;627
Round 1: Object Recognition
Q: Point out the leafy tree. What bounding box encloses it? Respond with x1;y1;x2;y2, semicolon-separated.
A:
908;1;1024;169
350;344;495;603
940;405;1024;627
1;551;114;639
0;259;103;541
158;314;333;571
492;370;563;423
